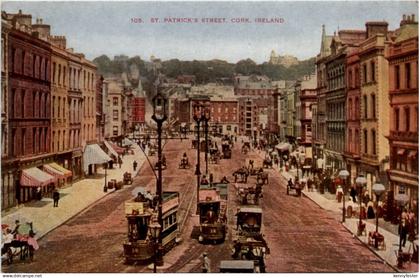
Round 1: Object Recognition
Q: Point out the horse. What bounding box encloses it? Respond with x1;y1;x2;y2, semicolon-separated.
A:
233;167;249;183
262;158;273;169
2;240;32;264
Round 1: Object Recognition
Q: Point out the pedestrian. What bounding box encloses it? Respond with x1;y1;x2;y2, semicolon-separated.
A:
53;189;60;207
408;209;417;242
362;191;370;207
133;160;138;171
350;185;357;202
118;156;123;169
202;252;211;273
399;209;409;248
36;186;42;200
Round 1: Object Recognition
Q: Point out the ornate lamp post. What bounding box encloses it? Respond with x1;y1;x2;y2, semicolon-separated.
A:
148;222;162;273
395;193;409;251
203;107;211;175
355;175;367;236
372;183;385;233
103;163;108;192
193;104;205;206
339;170;350;223
151;90;167;266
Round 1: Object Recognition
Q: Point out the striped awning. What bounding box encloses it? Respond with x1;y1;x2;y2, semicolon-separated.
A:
110;142;125;154
20;167;57;187
104;140;119;158
83;144;112;173
49;162;72;178
43;164;66;180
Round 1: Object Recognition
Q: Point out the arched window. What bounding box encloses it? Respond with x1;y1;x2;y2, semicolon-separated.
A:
355;129;360;153
52;131;55;152
363;129;368;153
21;90;25;118
348;128;353;152
40;93;45;118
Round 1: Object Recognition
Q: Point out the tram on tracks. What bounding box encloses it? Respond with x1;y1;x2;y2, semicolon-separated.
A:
197;185;227;243
123;190;179;264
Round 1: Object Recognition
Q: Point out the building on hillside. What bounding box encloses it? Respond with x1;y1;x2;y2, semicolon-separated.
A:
386;14;418;208
269;50;299;67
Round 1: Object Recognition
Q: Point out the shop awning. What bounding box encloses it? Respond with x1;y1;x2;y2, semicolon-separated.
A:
104;140;119;158
20;167;57;187
110;142;125;154
317;158;325;169
83;144;113;173
48;162;72;178
397;149;406;155
43;164;66;180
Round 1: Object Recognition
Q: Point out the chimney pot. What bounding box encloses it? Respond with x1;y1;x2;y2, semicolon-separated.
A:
403;14;406;21
19;9;22;14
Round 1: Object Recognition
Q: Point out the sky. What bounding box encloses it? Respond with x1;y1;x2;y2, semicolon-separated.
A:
2;1;418;63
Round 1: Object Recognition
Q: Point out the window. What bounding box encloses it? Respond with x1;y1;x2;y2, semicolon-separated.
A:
363;95;368;119
58;64;61;85
22;51;26;75
371;94;376;119
11;88;15;118
395;65;400;89
348;70;353;88
395;108;400;131
363;129;368;153
52;62;56;83
371;61;375;82
63;66;66;86
372;129;376;155
363;64;367;84
32;128;36;153
21;90;25;118
405;63;411;89
113;126;119;136
113;110;119;121
58;97;61;118
113;97;118;106
348;98;353;120
52;96;56;118
405;107;410;132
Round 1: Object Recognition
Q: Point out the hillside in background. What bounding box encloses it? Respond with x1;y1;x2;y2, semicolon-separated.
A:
93;55;316;87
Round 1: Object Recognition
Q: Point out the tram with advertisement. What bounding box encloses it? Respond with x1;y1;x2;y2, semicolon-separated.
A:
197;186;227;244
123;190;179;264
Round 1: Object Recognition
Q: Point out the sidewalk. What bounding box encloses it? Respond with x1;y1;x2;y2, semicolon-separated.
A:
277;167;418;272
2;143;146;240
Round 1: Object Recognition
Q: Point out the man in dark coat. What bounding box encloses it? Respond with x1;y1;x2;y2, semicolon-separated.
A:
53;189;60;207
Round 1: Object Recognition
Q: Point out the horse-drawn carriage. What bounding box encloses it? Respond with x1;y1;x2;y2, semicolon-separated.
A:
235;183;263;205
148;145;156;156
123;172;133;185
256;171;269;185
286;177;302;197
262;157;273;169
222;141;232;159
233;167;249;183
241;143;250;155
1;222;38;265
231;206;269;272
154;155;167;170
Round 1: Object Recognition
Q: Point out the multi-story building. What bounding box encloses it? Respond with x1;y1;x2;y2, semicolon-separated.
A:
3;11;52;206
314;25;333;165
81;56;97;147
299;74;317;158
96;74;105;142
359;22;391;196
285;84;296;143
104;78;127;139
130;87;146;130
233;75;274;98
344;49;362;182
386;14;418;208
324;29;365;174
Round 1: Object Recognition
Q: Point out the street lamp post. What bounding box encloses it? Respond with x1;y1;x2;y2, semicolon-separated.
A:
339;170;350;223
148;222;162;273
103;163;108;192
372;183;385;249
355;175;367;236
193;104;205;207
203;108;210;175
151;90;167;267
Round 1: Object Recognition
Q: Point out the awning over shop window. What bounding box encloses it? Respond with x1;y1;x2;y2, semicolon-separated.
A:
43;164;66;180
397;149;406;155
104;140;119;158
49;163;72;178
20;167;57;187
83;144;113;173
110;142;125;154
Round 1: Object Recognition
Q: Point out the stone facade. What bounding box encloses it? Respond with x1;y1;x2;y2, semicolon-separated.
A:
386;15;418;208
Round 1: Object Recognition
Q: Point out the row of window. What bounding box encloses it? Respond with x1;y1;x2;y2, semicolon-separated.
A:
394;105;418;132
326;130;345;152
391;148;418;174
393;62;414;91
52;63;95;92
10;88;49;119
11;47;50;82
10;127;49;157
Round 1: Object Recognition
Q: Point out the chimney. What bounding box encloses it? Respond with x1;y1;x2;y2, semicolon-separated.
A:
365;21;388;38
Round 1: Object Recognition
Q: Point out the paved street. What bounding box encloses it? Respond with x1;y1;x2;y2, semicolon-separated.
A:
3;137;395;273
